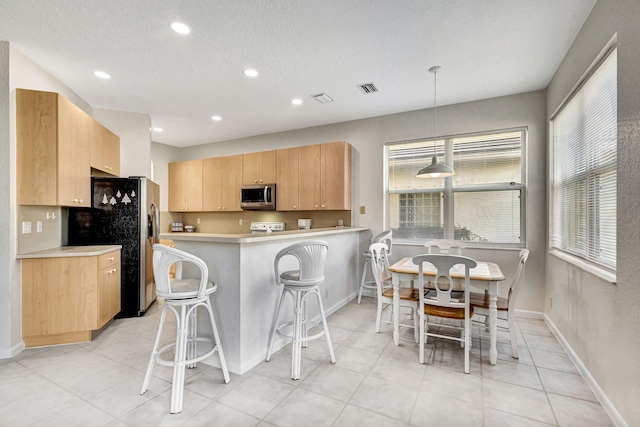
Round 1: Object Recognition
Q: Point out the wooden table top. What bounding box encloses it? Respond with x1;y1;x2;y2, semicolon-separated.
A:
389;257;505;282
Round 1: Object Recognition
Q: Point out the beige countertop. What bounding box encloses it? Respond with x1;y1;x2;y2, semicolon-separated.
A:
17;245;122;259
160;226;369;244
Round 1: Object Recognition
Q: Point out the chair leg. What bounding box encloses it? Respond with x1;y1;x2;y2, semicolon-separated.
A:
508;310;519;359
357;258;370;304
413;310;419;344
291;291;303;380
206;299;231;383
419;312;425;364
301;297;309;348
171;305;188;414
375;296;383;333
464;316;470;374
141;305;169;395
315;288;336;364
266;288;287;362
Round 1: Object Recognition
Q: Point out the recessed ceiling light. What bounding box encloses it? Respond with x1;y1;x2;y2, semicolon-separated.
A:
170;22;191;35
291;99;303;105
93;71;110;79
152;127;163;132
211;115;222;121
243;69;259;77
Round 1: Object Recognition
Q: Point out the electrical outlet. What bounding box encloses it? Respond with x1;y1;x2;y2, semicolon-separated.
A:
239;219;243;225
360;206;366;214
197;218;200;224
36;221;43;233
22;221;31;234
550;297;553;308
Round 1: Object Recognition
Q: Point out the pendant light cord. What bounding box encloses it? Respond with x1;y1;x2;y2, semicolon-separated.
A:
433;68;437;156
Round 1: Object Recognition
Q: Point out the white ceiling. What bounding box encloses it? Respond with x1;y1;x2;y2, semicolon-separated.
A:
0;0;596;147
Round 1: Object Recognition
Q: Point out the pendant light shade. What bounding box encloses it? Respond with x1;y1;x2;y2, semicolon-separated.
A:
417;66;455;179
416;155;455;178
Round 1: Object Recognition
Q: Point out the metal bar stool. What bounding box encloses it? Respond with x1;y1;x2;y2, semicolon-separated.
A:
141;244;230;413
265;240;336;380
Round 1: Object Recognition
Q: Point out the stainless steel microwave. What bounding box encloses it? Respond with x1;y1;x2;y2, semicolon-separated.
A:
240;184;276;210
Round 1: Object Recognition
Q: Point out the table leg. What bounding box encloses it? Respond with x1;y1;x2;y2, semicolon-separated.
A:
488;281;498;365
393;274;400;345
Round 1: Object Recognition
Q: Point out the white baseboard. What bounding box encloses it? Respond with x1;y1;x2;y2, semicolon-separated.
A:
542;313;628;427
514;309;545;319
0;340;25;359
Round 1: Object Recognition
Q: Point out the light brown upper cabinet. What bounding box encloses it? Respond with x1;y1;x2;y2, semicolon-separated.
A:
242;150;276;185
168;159;203;212
17;89;91;207
276;147;301;210
277;141;352;211
319;141;352;210
91;120;120;176
203;154;243;212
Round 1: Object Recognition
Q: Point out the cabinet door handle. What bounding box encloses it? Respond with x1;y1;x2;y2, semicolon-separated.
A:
259;179;263;183
222;207;226;210
109;256;115;261
73;198;78;203
254;179;258;183
78;199;83;203
321;205;325;209
293;205;297;209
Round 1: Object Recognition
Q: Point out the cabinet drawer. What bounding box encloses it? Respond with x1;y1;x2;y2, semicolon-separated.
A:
98;251;120;270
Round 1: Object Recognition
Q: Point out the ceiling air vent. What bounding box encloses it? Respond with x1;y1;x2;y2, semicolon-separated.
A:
312;93;334;103
357;82;379;94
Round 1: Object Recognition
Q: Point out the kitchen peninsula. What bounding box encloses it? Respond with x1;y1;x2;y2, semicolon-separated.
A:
160;226;368;374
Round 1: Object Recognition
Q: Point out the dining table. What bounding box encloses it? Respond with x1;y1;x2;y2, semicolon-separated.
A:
388;257;506;365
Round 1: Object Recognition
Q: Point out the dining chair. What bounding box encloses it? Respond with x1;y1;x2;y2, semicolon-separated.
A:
470;249;530;358
369;243;419;339
424;239;466;255
265;240;336;380
412;254;477;373
141;244;230;414
357;230;393;304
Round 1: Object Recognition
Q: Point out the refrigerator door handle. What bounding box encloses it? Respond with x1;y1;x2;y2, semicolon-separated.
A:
150;203;160;245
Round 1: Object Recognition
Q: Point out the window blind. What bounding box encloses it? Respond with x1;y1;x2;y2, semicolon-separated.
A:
551;49;617;270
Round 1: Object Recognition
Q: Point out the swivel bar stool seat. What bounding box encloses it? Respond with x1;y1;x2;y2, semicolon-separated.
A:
141;244;230;414
265;240;336;380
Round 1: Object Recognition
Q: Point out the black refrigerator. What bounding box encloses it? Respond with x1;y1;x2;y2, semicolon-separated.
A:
68;177;160;317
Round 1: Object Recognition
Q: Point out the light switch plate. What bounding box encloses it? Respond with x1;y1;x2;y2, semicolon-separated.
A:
36;221;43;233
360;206;366;214
22;221;32;234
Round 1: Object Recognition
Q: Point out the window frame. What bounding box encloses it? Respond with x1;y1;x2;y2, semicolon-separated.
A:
384;127;528;249
548;45;617;282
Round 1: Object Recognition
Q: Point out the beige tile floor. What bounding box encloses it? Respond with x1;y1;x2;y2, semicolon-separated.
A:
0;297;615;426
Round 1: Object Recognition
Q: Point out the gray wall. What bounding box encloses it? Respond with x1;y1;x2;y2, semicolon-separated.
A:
0;41;12;356
546;1;640;424
153;90;548;311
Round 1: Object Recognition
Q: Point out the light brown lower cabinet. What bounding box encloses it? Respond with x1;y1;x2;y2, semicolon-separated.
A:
21;250;121;347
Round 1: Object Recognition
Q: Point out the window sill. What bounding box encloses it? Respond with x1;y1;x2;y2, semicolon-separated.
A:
548;249;616;284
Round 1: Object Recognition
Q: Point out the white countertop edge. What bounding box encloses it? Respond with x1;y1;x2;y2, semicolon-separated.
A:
17;245;123;259
160;227;370;244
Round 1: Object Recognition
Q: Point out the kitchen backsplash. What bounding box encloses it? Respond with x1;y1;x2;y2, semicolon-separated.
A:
17;206;63;254
169;211;351;234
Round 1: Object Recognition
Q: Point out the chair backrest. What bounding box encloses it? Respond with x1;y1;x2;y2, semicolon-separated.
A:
371;230;393;257
274;240;328;284
424;239;466;255
369;243;393;297
412;254;477;308
508;249;530;306
152;244;209;299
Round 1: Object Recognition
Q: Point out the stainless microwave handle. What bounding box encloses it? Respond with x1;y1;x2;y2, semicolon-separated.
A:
264;186;268;203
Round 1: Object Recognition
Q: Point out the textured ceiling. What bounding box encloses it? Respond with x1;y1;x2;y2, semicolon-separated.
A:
0;0;596;147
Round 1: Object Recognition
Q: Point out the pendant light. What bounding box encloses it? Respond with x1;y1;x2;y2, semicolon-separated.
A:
416;66;455;178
